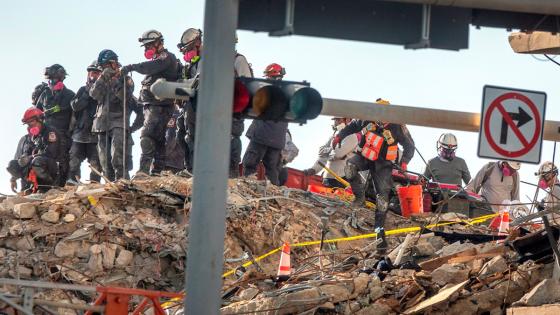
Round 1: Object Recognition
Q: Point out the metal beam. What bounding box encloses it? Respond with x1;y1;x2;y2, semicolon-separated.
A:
384;0;560;16
321;98;560;142
185;0;238;314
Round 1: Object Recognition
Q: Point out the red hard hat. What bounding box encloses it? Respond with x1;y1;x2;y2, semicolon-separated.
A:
263;63;285;78
22;107;44;124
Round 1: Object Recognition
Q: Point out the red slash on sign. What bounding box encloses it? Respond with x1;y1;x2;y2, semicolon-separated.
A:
483;92;541;158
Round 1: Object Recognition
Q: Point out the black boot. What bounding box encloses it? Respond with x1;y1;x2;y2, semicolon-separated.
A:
374;195;389;254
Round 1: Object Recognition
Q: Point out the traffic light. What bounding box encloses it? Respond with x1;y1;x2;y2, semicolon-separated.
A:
150;77;322;123
233;77;323;123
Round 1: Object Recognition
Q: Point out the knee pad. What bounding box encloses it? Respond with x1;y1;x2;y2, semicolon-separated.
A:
344;163;359;180
140;137;155;154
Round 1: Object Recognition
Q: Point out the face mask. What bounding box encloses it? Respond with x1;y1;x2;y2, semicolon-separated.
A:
539;178;550;189
49;79;64;91
438;148;456;161
184;50;198;62
501;163;512;177
144;48;156;60
28;126;41;136
335;123;346;132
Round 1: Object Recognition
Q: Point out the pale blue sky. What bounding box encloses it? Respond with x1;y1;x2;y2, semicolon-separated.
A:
1;1;558;203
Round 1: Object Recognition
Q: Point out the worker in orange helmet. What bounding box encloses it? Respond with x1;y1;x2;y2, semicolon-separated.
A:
334;98;415;252
7;108;63;193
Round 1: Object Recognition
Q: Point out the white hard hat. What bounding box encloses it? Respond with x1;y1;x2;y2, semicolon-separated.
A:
537;161;558;176
504;161;521;170
437;133;458;149
138;29;163;46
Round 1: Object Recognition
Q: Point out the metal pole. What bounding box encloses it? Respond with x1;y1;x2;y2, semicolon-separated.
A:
320;98;560;142
185;0;238;314
123;75;127;176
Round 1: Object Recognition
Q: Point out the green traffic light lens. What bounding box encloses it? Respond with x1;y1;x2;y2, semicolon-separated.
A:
290;87;323;120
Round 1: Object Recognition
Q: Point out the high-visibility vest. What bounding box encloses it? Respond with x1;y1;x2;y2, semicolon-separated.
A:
360;130;398;162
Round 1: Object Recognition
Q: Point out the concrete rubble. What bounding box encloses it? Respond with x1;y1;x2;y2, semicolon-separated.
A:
0;173;557;314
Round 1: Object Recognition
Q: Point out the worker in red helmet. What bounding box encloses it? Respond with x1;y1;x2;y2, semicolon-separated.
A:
242;63;288;185
7;108;62;193
263;63;286;80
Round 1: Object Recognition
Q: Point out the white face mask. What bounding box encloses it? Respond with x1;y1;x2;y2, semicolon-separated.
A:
335;123;346;132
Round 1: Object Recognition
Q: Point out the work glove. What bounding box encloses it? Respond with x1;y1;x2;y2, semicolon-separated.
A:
101;68;117;81
331;135;341;149
400;162;408;171
120;65;133;76
49;104;61;114
303;168;316;176
17;155;32;167
10;178;17;193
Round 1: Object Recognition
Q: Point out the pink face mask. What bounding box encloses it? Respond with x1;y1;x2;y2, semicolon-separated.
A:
28;126;41;136
144;48;156;60
184;50;198;62
501;164;512;177
539;178;549;189
49;81;64;91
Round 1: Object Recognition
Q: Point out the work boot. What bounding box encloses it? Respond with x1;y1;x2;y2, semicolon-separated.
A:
177;169;193;178
375;227;388;255
352;194;366;207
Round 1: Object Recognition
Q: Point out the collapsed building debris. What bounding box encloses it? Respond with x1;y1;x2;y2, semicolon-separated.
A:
0;173;558;314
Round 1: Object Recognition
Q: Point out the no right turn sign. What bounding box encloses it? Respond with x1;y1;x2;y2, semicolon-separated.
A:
478;85;546;164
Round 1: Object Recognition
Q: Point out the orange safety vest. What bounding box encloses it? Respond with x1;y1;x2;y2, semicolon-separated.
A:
360;126;398;162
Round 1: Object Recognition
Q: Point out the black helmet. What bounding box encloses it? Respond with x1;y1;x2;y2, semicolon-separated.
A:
178;28;202;51
139;29;163;46
97;49;119;65
44;64;67;80
87;60;102;72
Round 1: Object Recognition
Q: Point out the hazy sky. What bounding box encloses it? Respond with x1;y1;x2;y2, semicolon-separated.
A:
1;1;558;204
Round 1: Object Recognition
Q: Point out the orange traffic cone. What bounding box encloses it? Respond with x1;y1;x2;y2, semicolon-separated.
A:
276;242;291;281
488;215;502;230
498;210;510;235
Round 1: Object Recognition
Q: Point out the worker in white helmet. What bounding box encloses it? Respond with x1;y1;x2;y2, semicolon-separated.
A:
536;161;560;225
424;133;471;186
467;160;521;212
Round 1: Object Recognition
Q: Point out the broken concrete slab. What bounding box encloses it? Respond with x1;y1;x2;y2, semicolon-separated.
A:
431;264;469;286
479;255;508;279
12;203;36;219
41;210;60;223
507;304;560;315
514;279;560;306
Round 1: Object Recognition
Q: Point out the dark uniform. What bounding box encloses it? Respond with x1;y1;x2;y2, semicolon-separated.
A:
35;84;75;185
164;109;185;172
243;120;288;185
7;126;62;193
68;85;102;182
338;120;415;233
90;68;142;180
126;49;180;174
179;57;200;173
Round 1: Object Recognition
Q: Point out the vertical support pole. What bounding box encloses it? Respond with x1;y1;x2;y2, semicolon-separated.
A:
185;0;239;314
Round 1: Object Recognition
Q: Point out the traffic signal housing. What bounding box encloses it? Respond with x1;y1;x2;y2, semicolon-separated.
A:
150;77;323;123
233;78;322;123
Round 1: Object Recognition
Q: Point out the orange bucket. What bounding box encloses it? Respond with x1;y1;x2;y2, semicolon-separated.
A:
397;185;423;217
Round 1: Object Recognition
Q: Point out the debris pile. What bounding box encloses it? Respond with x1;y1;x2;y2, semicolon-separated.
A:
0;173;558;314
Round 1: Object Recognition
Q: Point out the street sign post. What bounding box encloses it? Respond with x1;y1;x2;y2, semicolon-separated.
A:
478;85;546;164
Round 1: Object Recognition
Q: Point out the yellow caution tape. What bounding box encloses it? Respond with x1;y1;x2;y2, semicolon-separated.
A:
161;212;499;309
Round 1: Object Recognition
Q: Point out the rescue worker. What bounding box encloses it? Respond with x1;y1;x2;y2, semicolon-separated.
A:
279;129;299;186
242;63;288;185
121;29;180;176
305;117;359;188
35;64;75;186
7;108;61;193
176;29;252;177
423;133;471;186
536;161;560;225
467;160;521;212
231;34;252;177
176;28;202;174
335;99;415;251
163;106;185;173
67;61;103;184
90;49;143;181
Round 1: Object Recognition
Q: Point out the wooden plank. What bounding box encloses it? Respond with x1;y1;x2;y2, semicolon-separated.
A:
419;248;477;272
507;304;560;315
404;280;469;314
509;32;560;55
